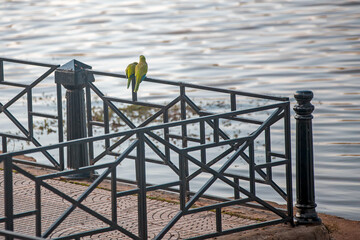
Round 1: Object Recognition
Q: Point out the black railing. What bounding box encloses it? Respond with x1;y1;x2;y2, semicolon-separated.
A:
0;58;64;170
0;57;318;239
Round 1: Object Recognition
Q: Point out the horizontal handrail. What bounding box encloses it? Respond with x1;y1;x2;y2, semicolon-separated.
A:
0;57;59;68
87;69;289;102
0;81;29;88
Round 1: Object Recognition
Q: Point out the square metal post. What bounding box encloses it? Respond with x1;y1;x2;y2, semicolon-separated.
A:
136;133;147;239
55;60;95;179
4;157;14;240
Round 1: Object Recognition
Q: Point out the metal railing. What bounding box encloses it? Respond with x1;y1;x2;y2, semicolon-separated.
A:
0;57;299;239
0;58;63;170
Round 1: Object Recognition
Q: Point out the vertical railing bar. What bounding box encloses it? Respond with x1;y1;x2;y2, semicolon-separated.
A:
180;85;189;200
234;177;240;199
230;93;236;111
249;141;255;195
131;76;137;101
111;167;117;223
214;118;219;143
180;85;187;148
4;157;14;240
136;133;147;239
85;84;94;163
163;109;170;163
35;181;41;237
56;83;64;170
0;60;4;82
284;103;293;223
216;207;222;233
265;126;272;181
200;120;206;164
2;136;7;153
103;102;110;149
179;152;186;211
27;87;33;138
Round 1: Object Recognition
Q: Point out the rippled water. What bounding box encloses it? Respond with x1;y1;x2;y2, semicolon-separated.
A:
1;0;360;220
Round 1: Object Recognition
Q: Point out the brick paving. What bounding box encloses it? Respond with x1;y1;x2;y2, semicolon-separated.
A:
0;171;259;239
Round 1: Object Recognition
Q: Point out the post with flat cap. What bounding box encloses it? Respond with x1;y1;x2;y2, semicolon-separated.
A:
55;60;94;178
293;90;321;225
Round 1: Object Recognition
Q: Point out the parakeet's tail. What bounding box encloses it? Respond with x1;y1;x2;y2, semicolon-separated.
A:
127;74;134;89
134;75;146;92
134;83;139;92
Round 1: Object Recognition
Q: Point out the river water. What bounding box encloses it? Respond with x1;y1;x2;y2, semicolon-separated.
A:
1;0;360;221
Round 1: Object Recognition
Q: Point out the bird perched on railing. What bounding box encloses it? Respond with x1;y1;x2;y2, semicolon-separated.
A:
125;62;138;89
134;55;148;92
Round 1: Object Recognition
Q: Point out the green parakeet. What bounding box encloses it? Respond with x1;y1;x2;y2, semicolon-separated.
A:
134;55;148;92
125;62;138;89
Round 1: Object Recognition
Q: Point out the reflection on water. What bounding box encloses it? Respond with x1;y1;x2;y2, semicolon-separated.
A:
1;0;360;220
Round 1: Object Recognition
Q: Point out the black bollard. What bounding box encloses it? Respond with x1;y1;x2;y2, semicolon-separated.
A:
55;60;94;178
293;90;321;225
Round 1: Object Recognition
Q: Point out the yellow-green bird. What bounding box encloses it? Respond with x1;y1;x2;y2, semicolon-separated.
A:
125;62;138;89
134;55;148;92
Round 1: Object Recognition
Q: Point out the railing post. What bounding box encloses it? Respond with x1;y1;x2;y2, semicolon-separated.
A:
136;132;147;239
55;60;95;178
293;90;321;225
3;157;14;240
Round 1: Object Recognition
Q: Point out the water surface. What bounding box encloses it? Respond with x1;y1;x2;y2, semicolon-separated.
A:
1;0;360;220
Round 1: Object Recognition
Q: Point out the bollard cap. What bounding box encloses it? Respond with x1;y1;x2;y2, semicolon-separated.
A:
294;90;314;119
55;59;95;89
294;90;313;103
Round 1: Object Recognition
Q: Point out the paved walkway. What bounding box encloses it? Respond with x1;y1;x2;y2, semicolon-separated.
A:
0;171;258;239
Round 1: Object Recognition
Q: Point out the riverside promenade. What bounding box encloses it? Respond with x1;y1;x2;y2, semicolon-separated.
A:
0;164;333;240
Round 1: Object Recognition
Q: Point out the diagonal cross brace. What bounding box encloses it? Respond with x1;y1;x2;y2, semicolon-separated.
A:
0;102;60;168
183;95;231;142
90;95;181;165
155;142;287;239
13;141;139;240
0;66;58;112
0;66;60;168
240;151;287;200
89;82;181;175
